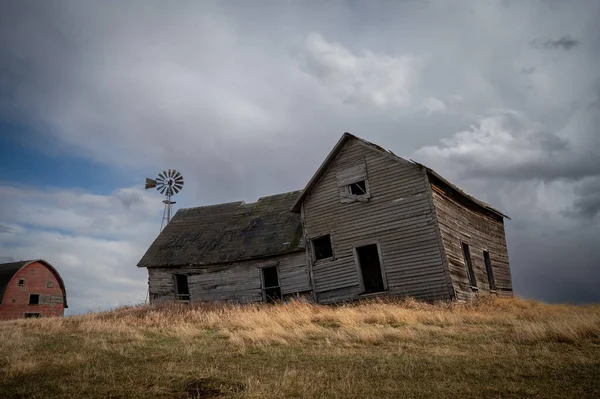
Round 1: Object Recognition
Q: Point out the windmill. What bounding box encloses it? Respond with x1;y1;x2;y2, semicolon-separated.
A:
145;169;184;231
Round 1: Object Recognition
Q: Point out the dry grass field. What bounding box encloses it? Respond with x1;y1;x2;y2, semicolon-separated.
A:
1;296;599;398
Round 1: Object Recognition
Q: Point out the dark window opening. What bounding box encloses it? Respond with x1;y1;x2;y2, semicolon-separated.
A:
483;251;496;290
29;294;40;305
349;180;367;195
18;279;24;286
47;281;54;288
312;235;333;261
261;266;281;303
356;244;385;294
173;274;190;301
24;313;41;318
462;243;477;288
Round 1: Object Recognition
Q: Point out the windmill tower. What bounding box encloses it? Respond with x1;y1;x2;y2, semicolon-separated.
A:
145;169;184;231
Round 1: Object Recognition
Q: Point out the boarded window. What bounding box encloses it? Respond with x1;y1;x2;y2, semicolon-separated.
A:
24;313;41;318
348;180;367;196
336;162;370;203
47;281;54;288
483;251;496;290
312;235;333;261
173;274;190;301
356;244;385;293
261;266;281;303
29;294;40;305
462;243;477;288
18;279;24;286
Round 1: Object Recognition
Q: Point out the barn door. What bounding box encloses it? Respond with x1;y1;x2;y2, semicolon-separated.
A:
356;244;385;293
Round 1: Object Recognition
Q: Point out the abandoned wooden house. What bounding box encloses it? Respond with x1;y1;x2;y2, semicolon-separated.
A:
138;133;513;304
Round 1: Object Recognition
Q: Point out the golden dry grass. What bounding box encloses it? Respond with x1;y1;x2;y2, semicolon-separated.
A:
1;296;599;398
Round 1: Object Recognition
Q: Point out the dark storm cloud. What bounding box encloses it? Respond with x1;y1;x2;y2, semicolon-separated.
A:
532;35;581;50
1;0;600;307
564;178;600;220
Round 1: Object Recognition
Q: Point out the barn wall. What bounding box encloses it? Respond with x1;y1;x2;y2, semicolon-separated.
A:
302;138;453;303
148;251;310;304
0;262;65;320
431;184;513;300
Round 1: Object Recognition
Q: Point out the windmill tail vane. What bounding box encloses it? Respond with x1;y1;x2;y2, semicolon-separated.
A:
145;169;184;231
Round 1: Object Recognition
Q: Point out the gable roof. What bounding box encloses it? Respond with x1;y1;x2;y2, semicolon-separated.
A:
290;132;508;219
138;190;304;268
0;259;68;307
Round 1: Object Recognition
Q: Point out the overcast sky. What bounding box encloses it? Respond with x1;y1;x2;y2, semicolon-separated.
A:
1;1;599;314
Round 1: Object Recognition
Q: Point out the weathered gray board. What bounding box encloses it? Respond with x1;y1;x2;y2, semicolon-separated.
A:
430;183;513;300
148;251;310;304
301;138;453;303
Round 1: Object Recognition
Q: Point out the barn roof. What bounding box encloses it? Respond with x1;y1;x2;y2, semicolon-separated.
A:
291;132;509;219
0;259;68;307
138;190;304;268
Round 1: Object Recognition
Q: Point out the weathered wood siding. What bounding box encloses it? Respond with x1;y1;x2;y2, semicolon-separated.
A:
430;184;512;300
148;251;310;304
302;138;453;302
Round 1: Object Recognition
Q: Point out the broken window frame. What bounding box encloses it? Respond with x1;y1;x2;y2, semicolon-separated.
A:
24;313;41;318
29;294;40;305
336;162;371;203
483;250;496;291
259;265;282;303
347;180;369;196
173;274;190;302
47;281;54;288
461;242;477;290
311;234;334;262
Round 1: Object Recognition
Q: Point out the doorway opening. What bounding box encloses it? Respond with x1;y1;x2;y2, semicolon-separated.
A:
173;274;190;301
356;244;385;294
261;266;281;303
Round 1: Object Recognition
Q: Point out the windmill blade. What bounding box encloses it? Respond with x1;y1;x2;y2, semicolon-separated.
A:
173;186;181;194
174;183;183;190
159;186;167;194
145;178;157;190
173;171;182;179
168;169;174;178
158;170;167;180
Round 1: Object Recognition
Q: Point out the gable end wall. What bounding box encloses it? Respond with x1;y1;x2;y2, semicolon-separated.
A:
302;138;453;302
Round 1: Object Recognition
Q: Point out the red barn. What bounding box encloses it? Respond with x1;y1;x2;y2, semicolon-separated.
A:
0;259;67;320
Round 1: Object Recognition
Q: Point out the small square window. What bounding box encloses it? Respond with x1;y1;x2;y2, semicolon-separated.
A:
29;294;40;305
348;180;367;196
312;235;333;261
18;279;25;286
47;281;54;288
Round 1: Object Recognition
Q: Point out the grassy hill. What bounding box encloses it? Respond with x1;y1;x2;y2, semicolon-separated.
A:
1;297;599;398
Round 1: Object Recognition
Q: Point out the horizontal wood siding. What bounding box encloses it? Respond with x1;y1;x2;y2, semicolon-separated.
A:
148;251;309;304
279;251;312;295
303;139;452;303
431;187;512;300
